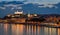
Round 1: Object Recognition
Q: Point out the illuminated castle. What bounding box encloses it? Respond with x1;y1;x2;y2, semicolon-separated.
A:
14;10;23;14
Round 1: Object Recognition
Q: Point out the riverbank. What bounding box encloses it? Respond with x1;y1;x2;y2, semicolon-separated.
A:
0;21;60;28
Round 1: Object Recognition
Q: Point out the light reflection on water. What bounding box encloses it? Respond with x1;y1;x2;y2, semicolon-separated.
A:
0;23;60;35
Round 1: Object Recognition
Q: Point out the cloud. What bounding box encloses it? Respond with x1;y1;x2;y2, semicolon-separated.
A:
0;7;6;9
17;7;22;9
4;4;19;7
11;7;14;10
3;4;22;10
38;4;58;8
1;0;24;1
24;0;60;4
55;6;58;9
44;4;54;8
11;7;22;10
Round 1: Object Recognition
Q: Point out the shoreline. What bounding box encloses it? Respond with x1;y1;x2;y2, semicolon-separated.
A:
0;22;60;28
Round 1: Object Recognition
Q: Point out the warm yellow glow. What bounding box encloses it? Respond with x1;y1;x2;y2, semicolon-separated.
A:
7;15;10;17
58;28;60;35
28;14;31;17
11;24;24;35
34;14;37;16
16;24;24;35
4;24;8;33
12;15;15;17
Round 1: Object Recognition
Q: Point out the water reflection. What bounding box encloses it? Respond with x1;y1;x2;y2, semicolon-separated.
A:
0;23;60;35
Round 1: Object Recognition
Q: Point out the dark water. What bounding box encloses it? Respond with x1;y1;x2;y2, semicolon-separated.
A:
0;23;60;35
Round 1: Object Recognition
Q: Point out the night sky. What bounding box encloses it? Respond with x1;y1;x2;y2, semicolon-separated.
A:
0;0;60;4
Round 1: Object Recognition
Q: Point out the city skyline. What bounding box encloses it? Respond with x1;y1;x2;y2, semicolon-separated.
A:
0;0;60;18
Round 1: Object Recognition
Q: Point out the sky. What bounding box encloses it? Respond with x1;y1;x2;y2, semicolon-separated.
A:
0;0;24;1
0;0;60;3
0;0;60;4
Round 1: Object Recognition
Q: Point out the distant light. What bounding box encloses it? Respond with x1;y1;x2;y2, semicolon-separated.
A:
28;14;31;17
34;14;37;16
7;14;11;17
12;16;15;17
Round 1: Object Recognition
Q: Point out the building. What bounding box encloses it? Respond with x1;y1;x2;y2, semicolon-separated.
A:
5;11;26;23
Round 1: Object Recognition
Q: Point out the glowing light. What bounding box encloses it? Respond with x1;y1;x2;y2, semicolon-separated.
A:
34;14;37;16
15;11;23;14
28;14;31;17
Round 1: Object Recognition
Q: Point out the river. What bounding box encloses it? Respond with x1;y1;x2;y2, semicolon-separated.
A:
0;23;60;35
